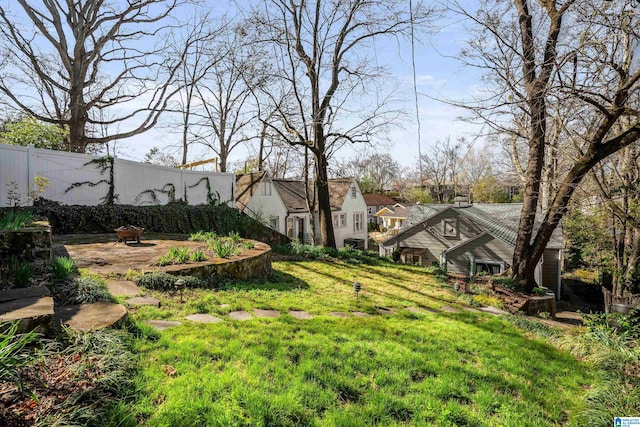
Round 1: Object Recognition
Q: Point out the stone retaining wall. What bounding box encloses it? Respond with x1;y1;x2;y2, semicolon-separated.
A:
157;242;272;282
521;295;556;317
0;220;52;262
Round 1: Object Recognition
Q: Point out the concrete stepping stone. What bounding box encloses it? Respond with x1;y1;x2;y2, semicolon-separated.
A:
440;305;460;314
0;296;54;333
228;310;253;321
405;306;429;315
185;313;224;323
253;309;280;318
146;320;181;331
289;310;313;320
377;308;395;315
351;311;371;317
126;296;161;307
329;311;350;318
478;306;509;316
107;280;140;297
56;302;127;331
461;306;481;313
0;286;50;303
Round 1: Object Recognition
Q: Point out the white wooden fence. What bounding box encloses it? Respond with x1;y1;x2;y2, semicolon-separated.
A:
0;143;235;207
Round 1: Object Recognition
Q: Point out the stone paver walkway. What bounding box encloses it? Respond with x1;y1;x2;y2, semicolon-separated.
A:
228;310;253;321
107;280;140;297
329;311;350;318
146;320;181;331
126;296;161;307
351;311;371;317
479;306;510;316
185;314;224;323
253;309;280;318
289;310;313;319
377;308;394;315
440;305;460;314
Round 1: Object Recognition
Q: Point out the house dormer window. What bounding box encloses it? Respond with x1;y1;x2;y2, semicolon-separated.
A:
351;187;357;198
443;218;458;237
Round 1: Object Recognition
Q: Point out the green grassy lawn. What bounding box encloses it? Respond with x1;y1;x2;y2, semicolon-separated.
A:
119;260;592;426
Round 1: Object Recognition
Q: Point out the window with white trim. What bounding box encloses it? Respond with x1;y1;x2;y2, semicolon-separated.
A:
405;254;422;265
353;212;364;232
333;213;347;227
269;216;279;231
474;260;504;275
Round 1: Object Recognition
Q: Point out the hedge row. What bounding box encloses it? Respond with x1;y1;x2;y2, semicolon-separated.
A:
22;201;289;247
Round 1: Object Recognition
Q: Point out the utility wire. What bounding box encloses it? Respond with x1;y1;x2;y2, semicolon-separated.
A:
409;0;424;198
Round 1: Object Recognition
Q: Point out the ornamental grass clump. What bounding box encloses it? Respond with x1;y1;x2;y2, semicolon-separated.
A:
7;256;32;288
0;321;38;390
135;272;210;290
0;210;34;231
59;277;114;305
51;256;76;282
212;239;240;258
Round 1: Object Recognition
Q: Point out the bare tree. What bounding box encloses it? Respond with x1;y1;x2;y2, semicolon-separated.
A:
451;0;640;291
335;152;400;193
420;137;464;202
0;0;189;153
252;0;434;247
591;141;640;298
190;23;268;172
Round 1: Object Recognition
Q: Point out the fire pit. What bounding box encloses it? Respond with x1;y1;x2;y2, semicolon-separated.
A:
114;225;144;244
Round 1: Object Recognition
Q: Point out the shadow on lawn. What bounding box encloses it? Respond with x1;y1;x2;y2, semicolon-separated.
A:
218;270;310;292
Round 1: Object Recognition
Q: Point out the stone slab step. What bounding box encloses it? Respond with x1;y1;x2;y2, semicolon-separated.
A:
185;314;223;323
253;309;280;318
289;310;313;320
146;320;181;331
0;286;50;303
440;305;460;314
0;296;54;334
126;296;161;307
55;302;127;331
478;306;509;316
228;310;253;321
329;311;350;318
351;311;371;317
107;280;140;297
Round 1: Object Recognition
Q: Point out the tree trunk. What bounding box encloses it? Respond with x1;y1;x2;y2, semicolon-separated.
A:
314;150;336;248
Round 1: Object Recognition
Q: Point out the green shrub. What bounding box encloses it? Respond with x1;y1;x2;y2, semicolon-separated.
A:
189;249;207;262
8;256;32;288
51;256;75;282
29;203;290;247
169;247;189;264
391;249;401;263
227;231;241;243
212;239;240;258
472;294;504;308
492;276;518;290
0;210;35;230
188;230;217;242
242;240;255;249
0;321;38;390
135;272;211;290
156;254;173;266
532;287;547;296
59;277;114;305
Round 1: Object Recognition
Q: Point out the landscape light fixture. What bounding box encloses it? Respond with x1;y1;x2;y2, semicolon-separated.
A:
353;280;361;303
175;278;186;303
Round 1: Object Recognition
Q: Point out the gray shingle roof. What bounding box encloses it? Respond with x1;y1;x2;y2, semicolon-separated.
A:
397;203;564;248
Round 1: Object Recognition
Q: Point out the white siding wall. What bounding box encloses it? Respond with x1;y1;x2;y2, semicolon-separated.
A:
335;181;368;249
244;178;288;233
0;143;235;207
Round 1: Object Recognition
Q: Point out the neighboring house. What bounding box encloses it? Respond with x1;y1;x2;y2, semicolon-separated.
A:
379;203;564;296
375;203;414;234
235;172;368;249
363;194;397;225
